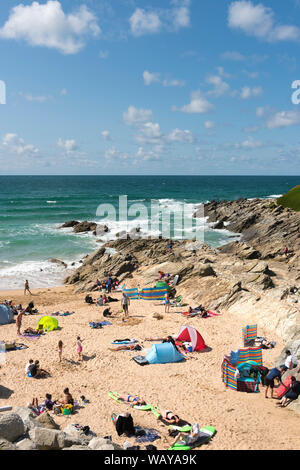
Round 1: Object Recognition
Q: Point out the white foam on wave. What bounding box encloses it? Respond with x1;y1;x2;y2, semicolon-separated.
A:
0;257;83;291
46;201;57;204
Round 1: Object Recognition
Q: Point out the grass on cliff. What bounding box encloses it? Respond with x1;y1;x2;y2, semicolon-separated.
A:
277;185;300;211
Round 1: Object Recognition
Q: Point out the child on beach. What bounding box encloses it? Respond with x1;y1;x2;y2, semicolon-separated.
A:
58;340;63;362
76;336;83;361
164;292;170;313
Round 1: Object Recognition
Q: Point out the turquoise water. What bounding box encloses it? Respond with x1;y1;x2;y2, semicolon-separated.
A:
0;175;298;289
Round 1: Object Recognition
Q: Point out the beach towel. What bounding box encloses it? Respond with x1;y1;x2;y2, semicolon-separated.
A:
89;321;112;329
135;428;161;443
1;341;28;351
21;334;42;340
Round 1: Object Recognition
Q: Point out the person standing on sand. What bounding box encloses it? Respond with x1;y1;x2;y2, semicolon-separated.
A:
284;246;289;258
16;310;26;335
264;367;284;399
121;292;130;320
58;340;63;362
24;280;32;296
76;336;83;361
165;291;170;313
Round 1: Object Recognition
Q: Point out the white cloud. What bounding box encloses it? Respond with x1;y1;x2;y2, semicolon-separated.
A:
143;70;160;86
101;130;112;141
240;85;263;99
162;79;185;87
123;106;153;126
60;88;67;95
57;137;78;153
236;136;262;149
256;106;265;117
0;1;101;54
228;1;300;43
265;110;300;129
2;133;39;156
175;90;214;114
143;70;185;87
204;121;216;130
221;50;246;61
129;0;191;37
135;122;163;145
206;74;230;97
166;128;194;143
129;8;162;36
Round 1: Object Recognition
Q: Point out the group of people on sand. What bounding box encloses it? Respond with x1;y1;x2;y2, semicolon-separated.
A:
91;273;120;293
25;359;50;379
29;388;74;415
114;393;184;425
264;350;300;407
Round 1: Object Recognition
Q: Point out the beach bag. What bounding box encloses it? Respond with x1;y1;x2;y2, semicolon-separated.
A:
85;295;93;304
115;414;135;437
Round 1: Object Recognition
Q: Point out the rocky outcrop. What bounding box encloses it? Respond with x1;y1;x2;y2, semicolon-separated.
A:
0;407;121;451
200;198;300;266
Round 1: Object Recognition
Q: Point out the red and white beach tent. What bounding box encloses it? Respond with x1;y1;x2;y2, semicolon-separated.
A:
175;325;206;352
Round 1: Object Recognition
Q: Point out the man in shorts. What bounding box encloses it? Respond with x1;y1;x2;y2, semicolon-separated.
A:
265;367;284;399
121;293;130;320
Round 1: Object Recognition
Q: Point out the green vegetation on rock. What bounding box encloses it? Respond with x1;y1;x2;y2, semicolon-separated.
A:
277;185;300;211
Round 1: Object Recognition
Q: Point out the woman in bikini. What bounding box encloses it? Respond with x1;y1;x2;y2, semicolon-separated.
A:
159;410;180;425
117;394;147;406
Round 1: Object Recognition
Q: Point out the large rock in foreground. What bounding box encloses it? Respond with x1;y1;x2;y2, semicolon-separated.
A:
0;412;25;442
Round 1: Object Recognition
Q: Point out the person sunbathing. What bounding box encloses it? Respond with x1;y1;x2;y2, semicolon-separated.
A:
117;394;147;406
23;325;44;336
159;410;180;425
109;343;142;352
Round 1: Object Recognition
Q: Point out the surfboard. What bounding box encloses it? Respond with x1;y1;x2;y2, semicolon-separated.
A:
169;424;191;433
275;376;292;399
168;426;216;450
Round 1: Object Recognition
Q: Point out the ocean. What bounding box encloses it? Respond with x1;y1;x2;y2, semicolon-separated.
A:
0;175;299;290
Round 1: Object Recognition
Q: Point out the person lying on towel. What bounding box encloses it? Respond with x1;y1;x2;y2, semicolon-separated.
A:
116;394;147;406
109;344;142;352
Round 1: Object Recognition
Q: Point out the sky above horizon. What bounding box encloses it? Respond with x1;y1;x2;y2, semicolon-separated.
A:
1;0;300;175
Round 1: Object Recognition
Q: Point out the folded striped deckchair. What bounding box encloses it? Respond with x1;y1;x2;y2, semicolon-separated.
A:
140;287;167;301
122;288;139;299
242;324;257;346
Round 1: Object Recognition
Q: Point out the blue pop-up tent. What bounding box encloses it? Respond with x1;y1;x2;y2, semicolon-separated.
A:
0;304;14;325
133;342;184;365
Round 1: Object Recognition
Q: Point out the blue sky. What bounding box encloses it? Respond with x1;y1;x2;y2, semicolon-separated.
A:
1;0;300;175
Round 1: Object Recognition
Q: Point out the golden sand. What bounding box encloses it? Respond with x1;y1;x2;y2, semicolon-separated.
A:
0;285;299;450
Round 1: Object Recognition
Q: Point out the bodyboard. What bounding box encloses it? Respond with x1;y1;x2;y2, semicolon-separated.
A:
275;376;292;399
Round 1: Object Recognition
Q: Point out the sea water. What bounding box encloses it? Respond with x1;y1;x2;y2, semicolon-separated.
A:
0;175;298;289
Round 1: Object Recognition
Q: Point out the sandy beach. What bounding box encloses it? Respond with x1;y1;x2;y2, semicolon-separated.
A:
1;283;300;451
